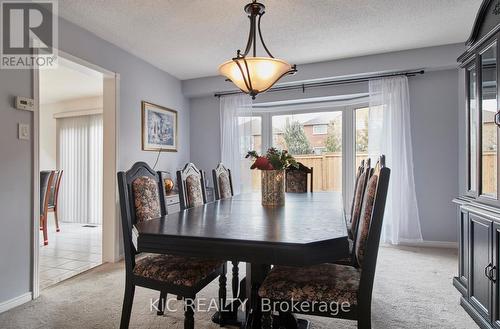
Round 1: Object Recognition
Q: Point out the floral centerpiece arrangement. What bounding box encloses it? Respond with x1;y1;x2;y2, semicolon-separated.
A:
246;148;298;206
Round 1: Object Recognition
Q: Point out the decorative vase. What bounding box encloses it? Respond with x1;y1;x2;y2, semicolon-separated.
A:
261;169;285;207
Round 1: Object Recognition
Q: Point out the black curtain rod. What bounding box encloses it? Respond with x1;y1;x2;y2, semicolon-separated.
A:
214;69;425;98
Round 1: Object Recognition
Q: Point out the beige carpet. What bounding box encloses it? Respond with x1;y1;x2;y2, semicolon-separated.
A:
0;246;478;329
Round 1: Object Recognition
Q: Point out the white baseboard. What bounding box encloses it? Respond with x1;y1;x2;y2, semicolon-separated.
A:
0;292;32;314
385;240;457;249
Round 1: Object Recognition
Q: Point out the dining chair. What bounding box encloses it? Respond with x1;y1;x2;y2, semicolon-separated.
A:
258;155;390;329
47;170;63;232
333;160;371;266
285;162;313;193
212;163;240;299
177;163;207;209
40;170;55;246
348;159;371;239
117;162;227;329
349;160;364;222
212;163;234;200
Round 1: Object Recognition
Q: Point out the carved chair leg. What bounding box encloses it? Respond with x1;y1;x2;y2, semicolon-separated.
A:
358;311;371;329
41;215;48;245
157;290;167;315
120;280;135;329
219;264;227;327
184;297;195;329
231;261;239;298
262;311;272;329
54;207;60;232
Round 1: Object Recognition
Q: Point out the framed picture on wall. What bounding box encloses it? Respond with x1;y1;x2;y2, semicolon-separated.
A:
141;101;178;152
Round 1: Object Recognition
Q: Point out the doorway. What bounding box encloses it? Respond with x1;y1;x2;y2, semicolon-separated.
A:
38;57;103;289
33;53;119;296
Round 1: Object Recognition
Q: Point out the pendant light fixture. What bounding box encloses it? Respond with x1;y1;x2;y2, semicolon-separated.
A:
218;0;297;99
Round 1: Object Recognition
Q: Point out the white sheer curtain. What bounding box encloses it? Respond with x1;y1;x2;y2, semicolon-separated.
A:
58;114;103;224
368;76;423;244
220;94;253;194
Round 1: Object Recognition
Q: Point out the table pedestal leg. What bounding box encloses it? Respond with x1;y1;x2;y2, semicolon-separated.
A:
277;312;311;329
211;276;247;326
243;263;271;329
212;263;310;329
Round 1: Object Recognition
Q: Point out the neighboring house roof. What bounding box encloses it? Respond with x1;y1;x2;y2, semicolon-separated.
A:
238;118;262;136
302;113;342;126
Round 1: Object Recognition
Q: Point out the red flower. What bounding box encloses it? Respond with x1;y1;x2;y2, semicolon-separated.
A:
254;157;270;170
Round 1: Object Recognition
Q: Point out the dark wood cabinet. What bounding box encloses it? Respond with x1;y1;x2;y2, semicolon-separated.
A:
454;205;500;328
455;3;500;327
459;208;470;289
469;213;493;319
492;222;500;328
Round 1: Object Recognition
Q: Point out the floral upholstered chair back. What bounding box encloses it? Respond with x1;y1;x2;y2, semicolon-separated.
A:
349;159;371;239
285;163;313;193
132;175;162;223
177;163;207;209
354;156;390;269
117;162;167;274
213;163;233;200
349;160;364;222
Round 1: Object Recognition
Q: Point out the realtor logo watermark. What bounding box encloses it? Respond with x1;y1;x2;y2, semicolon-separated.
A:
150;297;351;316
1;0;58;68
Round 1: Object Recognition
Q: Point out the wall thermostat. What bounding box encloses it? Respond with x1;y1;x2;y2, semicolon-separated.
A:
15;96;34;111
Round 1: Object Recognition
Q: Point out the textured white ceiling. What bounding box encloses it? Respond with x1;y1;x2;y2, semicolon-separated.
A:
40;57;103;104
58;0;481;80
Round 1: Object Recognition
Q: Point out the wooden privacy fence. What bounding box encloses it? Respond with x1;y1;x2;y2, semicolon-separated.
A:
251;152;496;193
483;151;496;195
250;153;369;192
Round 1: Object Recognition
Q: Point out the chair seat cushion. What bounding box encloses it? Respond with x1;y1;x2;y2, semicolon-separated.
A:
133;254;224;287
333;256;353;266
258;264;360;305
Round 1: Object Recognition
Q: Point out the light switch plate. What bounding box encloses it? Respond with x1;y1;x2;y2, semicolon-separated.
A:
18;123;29;140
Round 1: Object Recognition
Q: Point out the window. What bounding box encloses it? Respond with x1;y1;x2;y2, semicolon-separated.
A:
238;116;262;191
271;111;342;191
481;44;497;197
468;66;477;193
355;107;369;170
312;124;328;135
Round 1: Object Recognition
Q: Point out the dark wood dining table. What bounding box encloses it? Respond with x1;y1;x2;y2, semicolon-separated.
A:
132;192;349;329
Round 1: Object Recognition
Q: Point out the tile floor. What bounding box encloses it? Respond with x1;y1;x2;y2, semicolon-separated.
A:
39;215;102;289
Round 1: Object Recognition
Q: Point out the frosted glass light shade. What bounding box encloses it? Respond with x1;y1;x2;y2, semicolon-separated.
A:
218;57;293;96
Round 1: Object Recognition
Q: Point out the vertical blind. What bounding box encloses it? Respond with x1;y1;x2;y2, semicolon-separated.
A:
57;114;103;224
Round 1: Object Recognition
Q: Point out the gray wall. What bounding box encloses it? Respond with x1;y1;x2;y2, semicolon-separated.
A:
189;64;461;244
189;96;221;172
0;69;33;307
0;17;189;305
409;70;459;242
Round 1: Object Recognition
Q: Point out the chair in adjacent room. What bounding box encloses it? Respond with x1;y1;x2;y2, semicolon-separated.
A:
258;156;390;329
285;162;313;193
117;162;227;329
47;170;63;232
40;170;55;246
